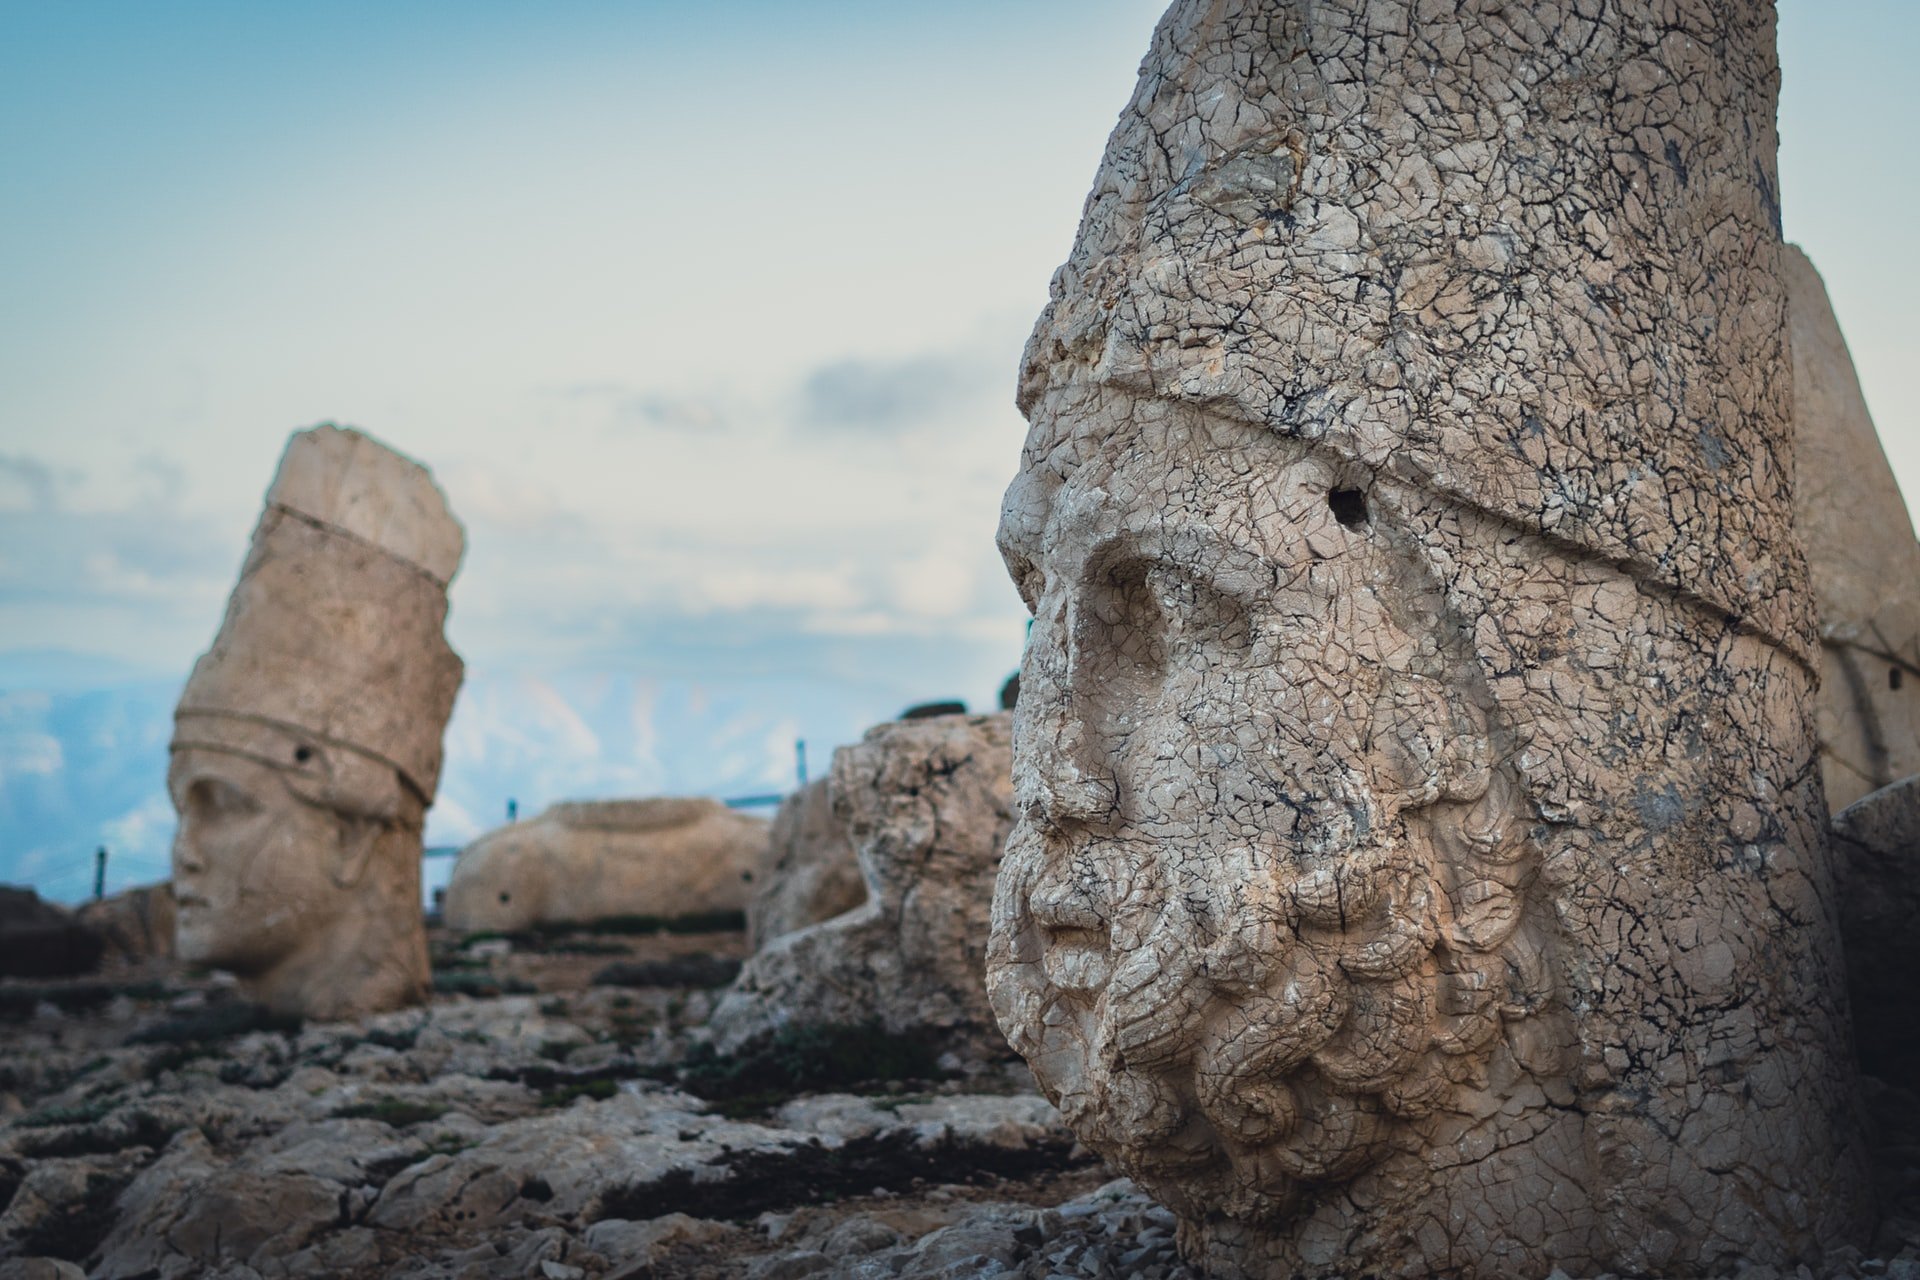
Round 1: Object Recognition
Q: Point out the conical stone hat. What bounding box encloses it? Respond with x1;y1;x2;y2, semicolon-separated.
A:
173;425;465;807
1019;1;1812;660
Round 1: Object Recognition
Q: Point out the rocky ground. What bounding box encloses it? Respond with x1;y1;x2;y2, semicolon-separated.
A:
1;920;1917;1280
0;922;1196;1280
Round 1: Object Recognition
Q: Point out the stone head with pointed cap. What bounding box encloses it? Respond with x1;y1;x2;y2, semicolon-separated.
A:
987;2;1869;1276
169;424;463;1019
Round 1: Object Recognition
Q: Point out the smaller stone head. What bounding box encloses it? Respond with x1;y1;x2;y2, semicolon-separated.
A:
169;425;463;1019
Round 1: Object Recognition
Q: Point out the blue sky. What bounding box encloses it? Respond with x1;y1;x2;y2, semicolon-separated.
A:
1;1;1916;896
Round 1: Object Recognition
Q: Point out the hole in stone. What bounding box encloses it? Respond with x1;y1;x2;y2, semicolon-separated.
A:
1329;487;1369;529
294;745;313;763
499;891;511;904
1893;667;1905;691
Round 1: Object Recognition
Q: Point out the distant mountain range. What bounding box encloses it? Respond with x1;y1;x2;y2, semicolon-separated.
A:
1;648;986;905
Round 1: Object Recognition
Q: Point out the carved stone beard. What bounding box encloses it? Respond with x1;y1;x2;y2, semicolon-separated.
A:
989;752;1555;1227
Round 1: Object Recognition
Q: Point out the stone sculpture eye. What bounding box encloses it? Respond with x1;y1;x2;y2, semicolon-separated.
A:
1088;557;1169;684
189;777;259;820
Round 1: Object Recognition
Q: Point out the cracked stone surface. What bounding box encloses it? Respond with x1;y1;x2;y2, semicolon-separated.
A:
169;425;464;1021
444;799;770;935
1785;244;1920;813
712;714;1015;1061
986;2;1869;1276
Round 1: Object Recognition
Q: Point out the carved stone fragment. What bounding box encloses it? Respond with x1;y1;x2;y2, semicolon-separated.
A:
986;3;1870;1275
1786;244;1920;812
712;713;1013;1061
170;425;463;1020
444;798;768;934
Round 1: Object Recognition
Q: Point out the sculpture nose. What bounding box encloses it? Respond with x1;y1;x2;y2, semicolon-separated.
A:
1015;601;1119;830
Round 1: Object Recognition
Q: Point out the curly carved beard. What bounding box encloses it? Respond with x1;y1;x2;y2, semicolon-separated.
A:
986;766;1550;1225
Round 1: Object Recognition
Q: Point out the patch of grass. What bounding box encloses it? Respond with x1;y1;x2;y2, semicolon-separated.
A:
363;1025;420;1052
126;1002;300;1047
0;981;175;1022
17;1098;118;1129
425;1132;475;1157
432;971;536;998
16;1110;183;1159
538;1078;619;1108
595;1127;1091;1224
655;1021;947;1119
541;937;632;956
142;1043;215;1078
333;1098;449;1127
592;955;741;990
547;910;747;937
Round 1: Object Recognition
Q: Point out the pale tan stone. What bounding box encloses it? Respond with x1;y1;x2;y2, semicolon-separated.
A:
713;713;1013;1060
986;3;1868;1276
1786;245;1920;812
746;778;865;950
443;798;768;934
170;424;462;1020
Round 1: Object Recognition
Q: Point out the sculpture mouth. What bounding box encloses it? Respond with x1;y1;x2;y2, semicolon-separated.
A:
1032;901;1113;993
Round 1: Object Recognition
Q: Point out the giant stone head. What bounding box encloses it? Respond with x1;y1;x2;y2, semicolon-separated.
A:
986;2;1869;1276
170;425;463;1020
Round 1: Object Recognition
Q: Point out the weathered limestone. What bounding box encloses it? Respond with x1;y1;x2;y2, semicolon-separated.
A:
1786;245;1920;813
746;779;865;950
713;714;1013;1061
170;425;463;1020
444;798;768;935
987;3;1869;1276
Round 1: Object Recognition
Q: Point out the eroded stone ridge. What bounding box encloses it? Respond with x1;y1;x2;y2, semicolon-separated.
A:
169;425;463;1020
713;713;1014;1061
747;778;866;950
988;3;1869;1276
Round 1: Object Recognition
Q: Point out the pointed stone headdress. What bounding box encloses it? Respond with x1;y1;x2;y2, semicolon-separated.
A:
1019;0;1812;659
172;425;465;813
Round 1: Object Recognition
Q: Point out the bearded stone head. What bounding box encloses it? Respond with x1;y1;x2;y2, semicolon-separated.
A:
985;1;1868;1275
988;389;1564;1230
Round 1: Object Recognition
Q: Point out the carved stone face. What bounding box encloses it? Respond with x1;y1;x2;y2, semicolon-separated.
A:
989;386;1550;1221
168;746;360;975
